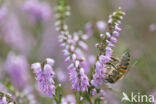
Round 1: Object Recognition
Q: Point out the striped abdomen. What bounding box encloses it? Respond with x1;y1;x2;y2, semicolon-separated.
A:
117;52;130;74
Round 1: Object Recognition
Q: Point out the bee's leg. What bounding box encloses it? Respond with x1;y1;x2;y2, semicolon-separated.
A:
105;62;117;69
111;57;120;63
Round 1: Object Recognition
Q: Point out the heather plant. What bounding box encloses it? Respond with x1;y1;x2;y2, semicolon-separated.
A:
0;0;156;104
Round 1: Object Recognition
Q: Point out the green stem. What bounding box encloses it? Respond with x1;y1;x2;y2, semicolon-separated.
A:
53;95;60;104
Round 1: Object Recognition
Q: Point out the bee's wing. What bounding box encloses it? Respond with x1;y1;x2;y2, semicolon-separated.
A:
127;60;137;72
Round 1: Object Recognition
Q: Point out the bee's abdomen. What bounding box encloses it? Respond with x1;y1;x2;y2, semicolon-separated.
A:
118;52;130;73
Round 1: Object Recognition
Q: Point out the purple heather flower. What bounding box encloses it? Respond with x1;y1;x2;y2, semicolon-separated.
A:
115;24;122;32
79;68;89;92
31;58;56;97
61;94;76;104
56;68;67;82
58;31;89;92
113;31;120;37
0;6;8;21
78;41;88;51
0;96;8;104
99;90;106;100
105;47;113;56
149;24;156;32
0;83;8;94
75;48;90;73
5;52;29;90
110;37;118;43
99;55;111;63
91;61;108;87
85;22;93;37
23;0;51;22
23;86;38;104
0;9;28;52
96;21;106;32
91;88;97;96
92;10;125;88
88;55;96;65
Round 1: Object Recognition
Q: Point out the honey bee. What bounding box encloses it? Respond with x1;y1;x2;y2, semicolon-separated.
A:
105;52;131;83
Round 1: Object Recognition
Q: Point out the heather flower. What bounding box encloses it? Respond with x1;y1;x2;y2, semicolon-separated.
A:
61;95;76;104
0;83;8;94
0;96;9;104
85;22;93;37
23;86;38;104
58;31;89;92
31;58;56;97
5;52;29;90
0;5;8;21
88;55;96;65
91;8;125;87
79;68;89;92
0;6;27;52
56;68;67;82
96;21;106;32
91;88;97;96
56;0;90;92
23;0;51;22
149;24;156;32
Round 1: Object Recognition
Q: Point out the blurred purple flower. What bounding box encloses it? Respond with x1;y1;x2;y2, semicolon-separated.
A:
23;0;51;22
0;7;30;53
31;58;56;97
61;94;76;104
88;55;96;65
149;24;156;32
23;86;38;104
85;22;93;37
96;21;106;32
56;68;67;82
5;52;29;90
0;96;8;104
0;6;8;21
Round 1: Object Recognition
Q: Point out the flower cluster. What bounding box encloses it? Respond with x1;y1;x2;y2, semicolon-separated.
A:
23;0;51;22
56;1;89;92
91;8;125;87
31;58;56;97
59;31;89;92
91;89;106;100
5;52;29;90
